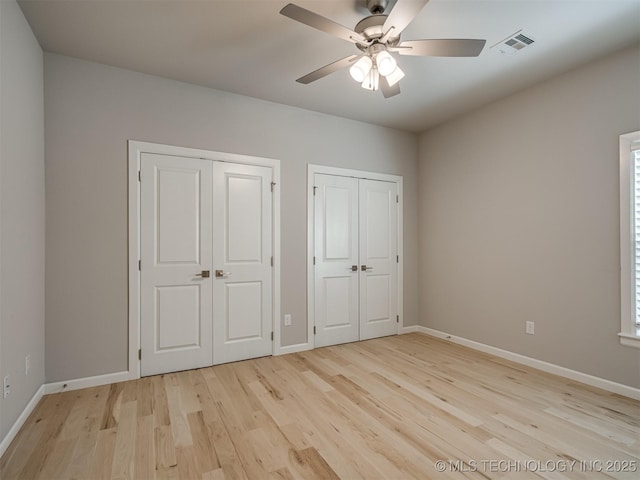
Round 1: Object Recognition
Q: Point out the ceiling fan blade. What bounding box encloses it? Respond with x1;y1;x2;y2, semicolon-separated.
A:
382;0;430;39
296;55;360;84
380;76;401;98
397;39;486;57
280;4;367;45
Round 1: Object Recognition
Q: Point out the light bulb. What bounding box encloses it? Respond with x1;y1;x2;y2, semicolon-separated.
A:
361;66;379;91
376;50;397;77
385;65;405;87
349;56;373;83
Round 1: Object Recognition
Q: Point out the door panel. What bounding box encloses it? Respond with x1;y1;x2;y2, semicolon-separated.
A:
324;186;352;259
226;174;263;262
359;179;398;340
157;168;201;263
364;188;391;259
140;153;213;376
314;174;359;347
156;285;201;349
226;282;263;340
213;162;273;364
365;275;390;322
324;276;354;328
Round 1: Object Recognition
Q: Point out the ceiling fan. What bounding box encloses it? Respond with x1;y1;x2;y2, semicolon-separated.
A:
280;0;486;98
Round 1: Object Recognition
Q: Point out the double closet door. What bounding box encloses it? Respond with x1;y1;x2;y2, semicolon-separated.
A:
140;153;273;376
314;174;399;347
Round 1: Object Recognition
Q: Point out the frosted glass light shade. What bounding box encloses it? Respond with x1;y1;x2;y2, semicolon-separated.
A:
385;65;405;87
349;56;373;83
376;50;397;77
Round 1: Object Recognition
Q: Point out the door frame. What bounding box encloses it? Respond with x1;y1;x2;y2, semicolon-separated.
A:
128;141;281;380
307;164;403;349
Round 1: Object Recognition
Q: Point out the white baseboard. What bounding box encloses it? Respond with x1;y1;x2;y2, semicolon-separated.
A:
417;326;640;401
399;325;419;334
0;384;45;458
44;370;131;395
275;342;313;356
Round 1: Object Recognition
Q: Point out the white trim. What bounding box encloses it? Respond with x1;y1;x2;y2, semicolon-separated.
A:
128;141;281;376
44;370;131;395
306;167;316;348
306;164;404;349
275;342;313;356
399;325;419;334
0;385;45;458
417;327;640;401
619;131;640;349
128;142;141;379
619;332;640;348
397;177;404;331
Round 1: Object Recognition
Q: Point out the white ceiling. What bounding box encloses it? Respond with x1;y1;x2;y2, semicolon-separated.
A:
18;0;640;133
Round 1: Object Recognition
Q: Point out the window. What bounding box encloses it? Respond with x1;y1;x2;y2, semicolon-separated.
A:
619;131;640;348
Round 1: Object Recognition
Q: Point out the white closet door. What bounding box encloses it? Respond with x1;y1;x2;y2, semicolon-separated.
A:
313;174;360;347
212;162;273;364
140;153;213;376
359;179;398;340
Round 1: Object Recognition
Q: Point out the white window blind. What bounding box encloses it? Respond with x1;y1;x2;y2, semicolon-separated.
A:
633;148;640;326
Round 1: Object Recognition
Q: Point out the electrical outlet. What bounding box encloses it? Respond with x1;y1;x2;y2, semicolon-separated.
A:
3;375;10;398
25;354;31;375
284;314;292;326
525;321;535;335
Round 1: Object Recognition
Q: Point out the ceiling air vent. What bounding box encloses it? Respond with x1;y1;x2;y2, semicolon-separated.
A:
492;30;535;55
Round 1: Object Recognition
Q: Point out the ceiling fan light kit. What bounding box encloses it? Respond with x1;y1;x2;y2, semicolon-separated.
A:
375;50;397;76
280;0;486;98
350;55;373;82
362;65;380;91
349;47;401;92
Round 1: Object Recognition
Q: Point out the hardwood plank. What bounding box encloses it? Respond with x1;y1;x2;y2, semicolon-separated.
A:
110;400;137;480
165;383;193;447
100;382;125;430
187;410;220;473
90;427;117;480
154;425;177;470
134;415;155;480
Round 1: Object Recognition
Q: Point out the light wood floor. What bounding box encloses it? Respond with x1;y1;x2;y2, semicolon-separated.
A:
1;333;639;479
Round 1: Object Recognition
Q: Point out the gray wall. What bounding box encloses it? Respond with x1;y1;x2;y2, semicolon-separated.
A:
44;53;419;383
418;44;640;388
0;0;45;439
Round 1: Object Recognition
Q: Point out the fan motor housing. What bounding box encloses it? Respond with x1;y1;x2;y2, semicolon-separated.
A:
366;0;388;14
354;14;400;49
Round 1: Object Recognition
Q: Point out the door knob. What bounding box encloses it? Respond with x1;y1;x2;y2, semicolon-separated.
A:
215;270;231;278
350;265;358;271
361;265;373;271
195;270;210;278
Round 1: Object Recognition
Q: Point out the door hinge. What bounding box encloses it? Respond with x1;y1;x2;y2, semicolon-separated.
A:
313;326;316;335
138;171;141;182
271;332;274;341
271;181;276;192
138;259;141;271
397;255;399;263
313;256;316;265
396;194;399;203
396;315;399;324
138;349;141;360
271;256;274;267
313;186;317;196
